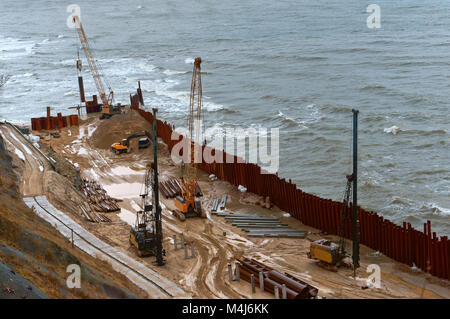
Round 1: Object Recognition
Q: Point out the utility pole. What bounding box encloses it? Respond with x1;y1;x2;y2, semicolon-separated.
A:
352;109;360;276
153;108;165;266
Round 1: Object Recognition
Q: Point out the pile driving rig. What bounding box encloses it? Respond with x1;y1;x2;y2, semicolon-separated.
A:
129;108;165;265
173;57;205;221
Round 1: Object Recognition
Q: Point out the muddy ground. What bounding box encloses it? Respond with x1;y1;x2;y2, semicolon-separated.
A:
38;109;450;299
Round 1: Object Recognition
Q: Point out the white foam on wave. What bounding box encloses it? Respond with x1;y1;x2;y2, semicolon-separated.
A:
277;110;296;123
384;125;401;135
0;35;35;60
143;78;225;113
184;58;195;64
429;203;450;216
163;69;187;76
64;90;78;97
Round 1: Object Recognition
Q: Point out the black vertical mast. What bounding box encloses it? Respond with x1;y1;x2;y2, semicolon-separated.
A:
352;109;360;275
153;108;164;266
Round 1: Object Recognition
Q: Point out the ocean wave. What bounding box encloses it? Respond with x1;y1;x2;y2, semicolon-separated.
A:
0;35;35;60
203;101;224;112
276;110;308;130
383;125;446;136
163;69;187;76
365;114;389;122
144;79;226;114
409;128;447;136
291;56;328;62
12;72;34;79
414;169;449;176
384;125;401;135
184;58;195;64
361;84;386;91
389;196;415;207
325;104;353;114
63;90;78;97
277;110;296;124
422;203;450;216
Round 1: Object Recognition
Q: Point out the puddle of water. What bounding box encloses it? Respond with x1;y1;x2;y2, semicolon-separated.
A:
103;182;142;199
110;165;145;176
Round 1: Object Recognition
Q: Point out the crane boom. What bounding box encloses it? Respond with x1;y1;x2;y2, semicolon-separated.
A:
173;57;205;220
185;57;202;193
73;15;113;110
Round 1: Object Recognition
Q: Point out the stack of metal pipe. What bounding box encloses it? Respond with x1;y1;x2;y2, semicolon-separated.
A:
81;179;121;212
238;257;318;299
158;178;202;199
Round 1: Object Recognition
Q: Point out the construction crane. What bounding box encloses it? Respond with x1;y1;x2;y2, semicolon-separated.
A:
173;57;205;221
72;15;118;119
129;109;165;265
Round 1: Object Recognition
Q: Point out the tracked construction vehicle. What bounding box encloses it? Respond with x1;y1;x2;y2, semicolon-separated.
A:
111;131;152;154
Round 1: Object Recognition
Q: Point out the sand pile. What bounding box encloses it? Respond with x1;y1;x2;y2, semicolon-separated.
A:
89;111;152;150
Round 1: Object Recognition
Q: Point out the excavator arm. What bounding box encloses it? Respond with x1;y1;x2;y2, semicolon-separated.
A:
125;131;152;145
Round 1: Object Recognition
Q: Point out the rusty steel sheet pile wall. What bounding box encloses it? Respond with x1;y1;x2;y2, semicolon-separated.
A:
132;104;449;280
31;114;79;131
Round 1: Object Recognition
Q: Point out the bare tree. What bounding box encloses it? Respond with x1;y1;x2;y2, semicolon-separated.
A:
0;74;11;88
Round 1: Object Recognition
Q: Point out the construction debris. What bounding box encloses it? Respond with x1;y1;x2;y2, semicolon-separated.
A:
81;179;121;212
237;257;318;299
238;185;247;192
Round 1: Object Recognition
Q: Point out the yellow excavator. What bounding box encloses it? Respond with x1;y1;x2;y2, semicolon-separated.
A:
173;57;205;221
111;131;151;154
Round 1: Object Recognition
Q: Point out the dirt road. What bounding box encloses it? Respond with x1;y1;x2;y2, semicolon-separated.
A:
0;123;47;196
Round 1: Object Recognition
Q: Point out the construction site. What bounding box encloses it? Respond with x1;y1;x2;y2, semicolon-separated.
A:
0;13;449;301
